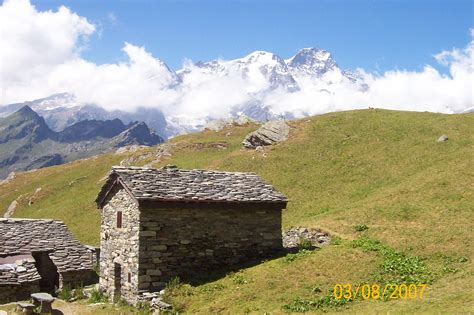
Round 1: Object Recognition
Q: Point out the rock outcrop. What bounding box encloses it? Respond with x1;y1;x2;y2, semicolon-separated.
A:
242;120;290;148
437;135;449;142
0;106;164;179
282;227;331;250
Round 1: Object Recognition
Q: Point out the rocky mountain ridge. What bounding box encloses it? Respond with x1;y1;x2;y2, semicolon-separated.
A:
0;106;163;178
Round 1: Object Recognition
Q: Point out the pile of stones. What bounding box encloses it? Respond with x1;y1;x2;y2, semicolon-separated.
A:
282;227;331;250
138;291;171;313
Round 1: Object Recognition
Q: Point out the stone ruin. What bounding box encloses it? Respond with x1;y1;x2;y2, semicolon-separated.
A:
282;227;331;250
0;218;98;303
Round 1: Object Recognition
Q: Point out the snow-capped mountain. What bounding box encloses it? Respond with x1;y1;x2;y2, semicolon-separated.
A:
179;51;299;93
0;47;368;137
286;48;338;78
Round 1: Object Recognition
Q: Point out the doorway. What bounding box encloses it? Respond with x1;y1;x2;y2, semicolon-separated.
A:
32;251;59;293
114;263;122;301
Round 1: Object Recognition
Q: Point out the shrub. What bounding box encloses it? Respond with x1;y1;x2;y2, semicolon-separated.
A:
72;283;86;300
88;289;108;303
56;285;73;302
298;237;313;250
166;276;181;291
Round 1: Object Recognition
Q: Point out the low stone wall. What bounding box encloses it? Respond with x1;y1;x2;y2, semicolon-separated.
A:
0;257;41;303
0;281;40;304
138;203;283;292
60;269;98;289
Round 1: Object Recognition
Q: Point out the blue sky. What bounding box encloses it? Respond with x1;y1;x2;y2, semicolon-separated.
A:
33;0;473;72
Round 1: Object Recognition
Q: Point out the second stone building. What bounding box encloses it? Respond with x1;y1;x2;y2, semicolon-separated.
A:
96;166;287;303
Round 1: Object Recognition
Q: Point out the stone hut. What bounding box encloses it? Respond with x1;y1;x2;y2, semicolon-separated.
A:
0;218;98;303
96;166;287;303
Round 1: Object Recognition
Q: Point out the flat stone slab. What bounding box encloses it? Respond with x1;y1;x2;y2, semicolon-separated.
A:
31;292;54;302
16;302;35;315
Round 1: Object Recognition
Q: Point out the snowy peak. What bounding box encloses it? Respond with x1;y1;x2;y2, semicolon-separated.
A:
286;47;339;77
23;93;81;111
181;50;298;93
237;50;283;66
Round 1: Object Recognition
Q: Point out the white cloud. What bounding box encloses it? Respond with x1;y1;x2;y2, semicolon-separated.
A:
0;0;472;123
0;0;94;87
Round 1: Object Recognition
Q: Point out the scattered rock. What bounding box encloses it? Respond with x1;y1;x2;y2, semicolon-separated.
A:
120;143;175;167
204;119;231;132
28;187;42;205
4;200;18;218
204;115;256;132
242;120;290;149
0;172;16;185
138;291;172;312
234;115;255;125
115;145;149;154
68;176;87;186
151;297;172;310
282;227;331;250
437;135;449;142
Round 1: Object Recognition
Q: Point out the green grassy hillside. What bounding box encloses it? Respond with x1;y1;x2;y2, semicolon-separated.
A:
1;109;472;313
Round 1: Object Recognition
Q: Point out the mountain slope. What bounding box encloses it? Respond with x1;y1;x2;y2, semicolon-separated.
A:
0;109;472;313
0;106;164;178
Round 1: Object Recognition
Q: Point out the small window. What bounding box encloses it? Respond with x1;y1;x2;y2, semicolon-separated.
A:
128;272;131;283
117;211;122;228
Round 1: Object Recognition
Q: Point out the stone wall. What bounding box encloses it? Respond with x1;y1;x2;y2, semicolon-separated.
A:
0;282;40;304
60;270;98;289
0;257;41;303
138;203;282;292
100;187;140;303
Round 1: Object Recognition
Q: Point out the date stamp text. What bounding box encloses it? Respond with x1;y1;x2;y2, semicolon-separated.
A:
333;284;428;300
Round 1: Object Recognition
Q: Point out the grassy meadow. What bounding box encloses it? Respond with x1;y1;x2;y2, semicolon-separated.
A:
0;109;472;313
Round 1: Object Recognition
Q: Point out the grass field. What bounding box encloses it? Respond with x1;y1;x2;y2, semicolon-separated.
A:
1;109;472;313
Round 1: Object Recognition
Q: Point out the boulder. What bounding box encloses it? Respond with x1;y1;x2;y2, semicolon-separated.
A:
437;135;449;142
204;119;231;132
4;200;17;218
242;120;290;149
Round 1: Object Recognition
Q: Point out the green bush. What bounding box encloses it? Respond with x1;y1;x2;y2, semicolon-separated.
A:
166;276;181;290
298;237;313;250
88;289;108;303
56;285;73;302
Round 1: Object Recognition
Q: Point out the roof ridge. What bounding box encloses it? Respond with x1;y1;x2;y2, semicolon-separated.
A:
96;167;287;207
112;165;258;176
0;218;64;224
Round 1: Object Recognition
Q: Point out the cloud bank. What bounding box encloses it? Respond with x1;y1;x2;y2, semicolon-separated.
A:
0;0;472;122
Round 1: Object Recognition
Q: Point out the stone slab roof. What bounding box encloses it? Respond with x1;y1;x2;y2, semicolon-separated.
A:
96;166;288;207
0;219;94;273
